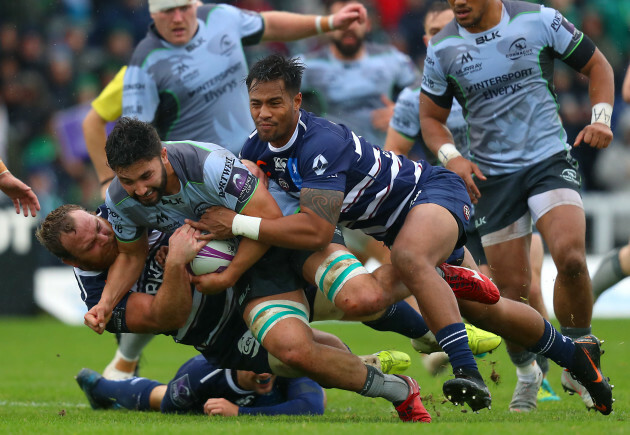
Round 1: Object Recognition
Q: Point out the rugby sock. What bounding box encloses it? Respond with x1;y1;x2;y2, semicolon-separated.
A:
591;248;625;300
435;322;477;371
358;365;409;403
560;326;592;341
507;350;536;370
93;377;162;411
118;333;154;361
529;319;575;369
536;354;550;376
362;301;430;339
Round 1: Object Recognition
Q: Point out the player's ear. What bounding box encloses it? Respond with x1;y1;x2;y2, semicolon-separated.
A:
160;147;168;165
294;92;302;110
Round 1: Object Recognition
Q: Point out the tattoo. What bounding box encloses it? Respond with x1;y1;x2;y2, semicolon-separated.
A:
300;188;343;225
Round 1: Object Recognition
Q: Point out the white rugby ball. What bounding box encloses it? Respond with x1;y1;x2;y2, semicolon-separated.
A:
188;238;238;276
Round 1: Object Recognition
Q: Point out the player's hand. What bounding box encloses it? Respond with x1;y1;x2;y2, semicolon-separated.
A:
371;95;395;132
185;206;237;241
167;224;207;266
155;246;169;267
573;123;613;149
190;268;237;294
331;2;367;30
0;172;40;217
204;398;239;417
84;301;113;334
446;156;486;204
242;159;269;189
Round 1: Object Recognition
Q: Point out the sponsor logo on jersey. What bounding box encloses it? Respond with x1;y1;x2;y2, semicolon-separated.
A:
506;38;533;60
187;63;242;98
219;34;236;55
426;55;435;66
185;36;206;52
475;216;487;228
161;197;184;206
144;256;164;295
463;205;471;221
466;68;534;98
422;74;435;89
238;329;261;358
560;168;580;185
551;10;563;32
156;212;169;225
455;62;483;77
313;154;329;176
218;157;235;198
274;157;287;171
571;29;583;44
169;374;195;408
278;178;290;190
475;30;501;45
123;83;145;90
460;52;474;64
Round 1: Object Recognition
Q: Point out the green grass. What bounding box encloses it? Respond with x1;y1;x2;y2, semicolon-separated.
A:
0;315;627;433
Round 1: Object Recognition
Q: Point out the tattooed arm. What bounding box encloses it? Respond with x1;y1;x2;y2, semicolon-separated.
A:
253;187;342;250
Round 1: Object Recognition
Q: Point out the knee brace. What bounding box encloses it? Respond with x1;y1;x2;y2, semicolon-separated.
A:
314;250;368;303
247;300;309;344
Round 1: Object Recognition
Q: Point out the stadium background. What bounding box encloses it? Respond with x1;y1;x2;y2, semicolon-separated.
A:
0;0;629;319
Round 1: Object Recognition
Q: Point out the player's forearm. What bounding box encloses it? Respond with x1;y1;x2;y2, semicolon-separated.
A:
582;49;614;106
384;127;414;157
258;213;335;250
101;252;146;311
419;117;455;157
150;258;193;330
623;67;630;103
83;109;115;185
260;11;326;41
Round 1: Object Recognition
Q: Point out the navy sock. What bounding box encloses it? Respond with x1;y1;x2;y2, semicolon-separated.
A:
93;377;162;411
362;301;430;338
528;319;575;369
435;322;477;371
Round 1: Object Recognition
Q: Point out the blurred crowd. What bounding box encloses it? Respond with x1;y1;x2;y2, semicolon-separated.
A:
0;0;629;220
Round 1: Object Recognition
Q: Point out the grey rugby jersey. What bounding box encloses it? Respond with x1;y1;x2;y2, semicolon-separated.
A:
106;141;258;242
390;78;470;158
299;42;418;146
122;4;264;154
421;0;586;175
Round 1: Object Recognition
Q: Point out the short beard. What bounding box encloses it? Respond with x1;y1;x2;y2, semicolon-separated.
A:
332;36;362;58
133;164;168;206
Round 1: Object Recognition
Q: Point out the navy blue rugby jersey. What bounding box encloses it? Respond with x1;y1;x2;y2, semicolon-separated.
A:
240;109;429;240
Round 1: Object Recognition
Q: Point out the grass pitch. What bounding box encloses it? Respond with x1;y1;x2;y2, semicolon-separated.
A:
0;315;627;434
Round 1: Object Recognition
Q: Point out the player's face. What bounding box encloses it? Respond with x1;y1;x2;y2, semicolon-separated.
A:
329;1;369;58
151;3;199;46
237;371;276;394
249;79;302;147
60;210;118;270
423;9;455;46
448;0;494;30
115;154;169;207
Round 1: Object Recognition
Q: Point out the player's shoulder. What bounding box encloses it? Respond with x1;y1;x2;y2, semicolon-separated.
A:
397;80;422;105
107;179;131;207
128;28;164;67
301;111;353;150
165;141;233;182
503;0;541;18
429;19;462;49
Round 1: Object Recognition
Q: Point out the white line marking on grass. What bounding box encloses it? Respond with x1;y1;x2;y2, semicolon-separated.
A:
0;401;88;408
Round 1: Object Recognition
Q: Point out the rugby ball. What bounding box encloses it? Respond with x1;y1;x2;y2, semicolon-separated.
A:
188;238;238;276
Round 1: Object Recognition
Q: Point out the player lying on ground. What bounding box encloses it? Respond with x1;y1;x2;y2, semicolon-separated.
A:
76;354;327;416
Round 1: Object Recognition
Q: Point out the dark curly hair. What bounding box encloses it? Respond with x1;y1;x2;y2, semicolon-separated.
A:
105;117;163;170
246;54;305;96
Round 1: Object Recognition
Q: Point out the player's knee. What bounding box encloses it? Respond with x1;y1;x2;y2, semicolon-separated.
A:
315;250;375;314
247;299;310;347
390;248;431;279
554;249;587;278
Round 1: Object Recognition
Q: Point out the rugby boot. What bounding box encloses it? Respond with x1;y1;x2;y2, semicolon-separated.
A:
75;368;116;410
394;375;431;422
561;369;594;408
437;263;500;304
567;335;613;415
509;362;543;412
376;350;411;375
537;378;561;402
465;323;502;355
443;367;492;412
